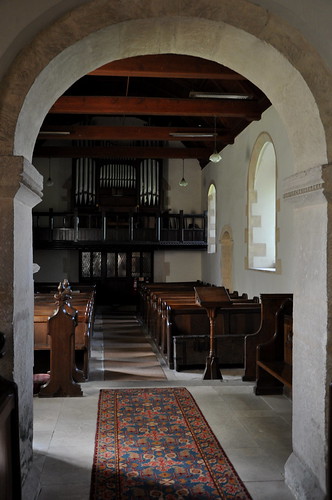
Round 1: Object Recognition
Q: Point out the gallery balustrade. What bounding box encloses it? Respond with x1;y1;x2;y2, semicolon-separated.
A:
33;209;207;248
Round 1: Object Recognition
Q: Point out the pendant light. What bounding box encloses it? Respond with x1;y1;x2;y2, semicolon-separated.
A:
179;159;188;187
209;116;222;163
46;157;54;187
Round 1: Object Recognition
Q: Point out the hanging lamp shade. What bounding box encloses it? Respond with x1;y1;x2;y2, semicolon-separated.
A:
209;151;222;163
179;159;188;187
209;117;222;163
46;158;54;187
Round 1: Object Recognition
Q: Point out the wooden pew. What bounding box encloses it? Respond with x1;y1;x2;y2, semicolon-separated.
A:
144;282;215;343
0;332;22;499
138;281;204;324
173;333;247;370
254;298;293;395
164;303;208;367
35;281;96;297
37;284;83;398
164;300;261;369
242;293;293;381
155;291;258;356
34;283;95;380
144;284;201;333
149;291;197;345
141;283;255;338
140;283;262;372
150;285;221;351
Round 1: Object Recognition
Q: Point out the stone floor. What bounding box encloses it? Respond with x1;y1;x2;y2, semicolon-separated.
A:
33;312;295;499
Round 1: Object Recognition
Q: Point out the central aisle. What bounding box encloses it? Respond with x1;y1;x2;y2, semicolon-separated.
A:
33;308;294;500
94;311;166;381
89;307;247;384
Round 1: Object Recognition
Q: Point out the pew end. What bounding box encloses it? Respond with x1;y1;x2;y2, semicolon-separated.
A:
254;298;293;395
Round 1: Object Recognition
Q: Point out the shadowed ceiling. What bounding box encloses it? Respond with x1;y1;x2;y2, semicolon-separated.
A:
34;54;271;168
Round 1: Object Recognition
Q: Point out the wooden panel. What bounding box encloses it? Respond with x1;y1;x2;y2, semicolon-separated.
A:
50;96;262;119
0;384;21;499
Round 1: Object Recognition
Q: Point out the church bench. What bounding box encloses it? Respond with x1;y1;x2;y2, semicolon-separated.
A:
145;283;215;341
149;291;197;344
148;286;225;349
159;299;202;356
36;284;85;397
173;333;246;370
164;301;261;369
34;288;95;379
35;282;95;291
145;286;200;333
243;293;293;381
142;285;254;336
254;298;293;395
138;281;204;324
140;283;261;370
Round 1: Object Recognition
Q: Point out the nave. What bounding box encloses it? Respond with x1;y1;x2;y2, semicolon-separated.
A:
33;308;295;500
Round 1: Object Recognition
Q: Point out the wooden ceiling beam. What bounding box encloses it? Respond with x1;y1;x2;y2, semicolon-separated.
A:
33;145;211;160
38;125;232;142
88;55;246;80
49;96;261;119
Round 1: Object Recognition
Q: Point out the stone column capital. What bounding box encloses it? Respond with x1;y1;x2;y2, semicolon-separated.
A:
0;155;43;206
282;165;325;207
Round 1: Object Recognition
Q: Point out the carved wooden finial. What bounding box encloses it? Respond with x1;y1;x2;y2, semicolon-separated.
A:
54;279;72;306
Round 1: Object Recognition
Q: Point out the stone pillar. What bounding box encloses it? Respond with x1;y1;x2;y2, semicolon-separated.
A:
0;156;42;497
283;165;330;499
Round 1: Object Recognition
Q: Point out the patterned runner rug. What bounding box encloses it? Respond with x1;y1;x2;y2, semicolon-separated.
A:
90;387;252;499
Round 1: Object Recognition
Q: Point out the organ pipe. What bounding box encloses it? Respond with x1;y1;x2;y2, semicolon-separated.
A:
74;139;161;208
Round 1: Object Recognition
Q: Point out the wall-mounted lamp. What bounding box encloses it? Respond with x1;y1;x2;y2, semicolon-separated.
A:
209;116;222;163
46;158;54;187
179;159;188;187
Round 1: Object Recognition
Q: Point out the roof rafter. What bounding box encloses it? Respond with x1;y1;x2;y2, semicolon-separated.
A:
33;145;210;160
38;125;232;143
49;96;262;119
88;54;246;80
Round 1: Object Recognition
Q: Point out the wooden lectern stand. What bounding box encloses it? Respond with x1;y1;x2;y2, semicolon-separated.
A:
194;286;232;380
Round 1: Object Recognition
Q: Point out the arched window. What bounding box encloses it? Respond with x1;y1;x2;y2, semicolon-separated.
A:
248;134;277;271
207;184;216;254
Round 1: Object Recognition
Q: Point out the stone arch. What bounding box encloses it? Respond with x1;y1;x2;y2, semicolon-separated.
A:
0;2;331;497
0;0;329;169
220;226;233;291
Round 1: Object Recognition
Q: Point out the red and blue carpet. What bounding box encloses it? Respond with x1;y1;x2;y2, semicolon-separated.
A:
90;387;251;499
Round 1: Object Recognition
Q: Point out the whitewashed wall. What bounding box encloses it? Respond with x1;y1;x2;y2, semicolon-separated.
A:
154;249;202;282
33;157;72;211
201;106;295;298
163;157;202;213
33;249;79;282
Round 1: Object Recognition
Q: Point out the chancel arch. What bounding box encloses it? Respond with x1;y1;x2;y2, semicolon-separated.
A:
0;2;331;498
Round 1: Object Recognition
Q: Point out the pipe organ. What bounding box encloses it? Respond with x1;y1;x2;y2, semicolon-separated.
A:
99;163;136;189
74;156;161;210
75;157;96;206
139;159;159;207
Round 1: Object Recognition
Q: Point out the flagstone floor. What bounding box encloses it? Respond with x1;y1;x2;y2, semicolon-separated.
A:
33;310;295;500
